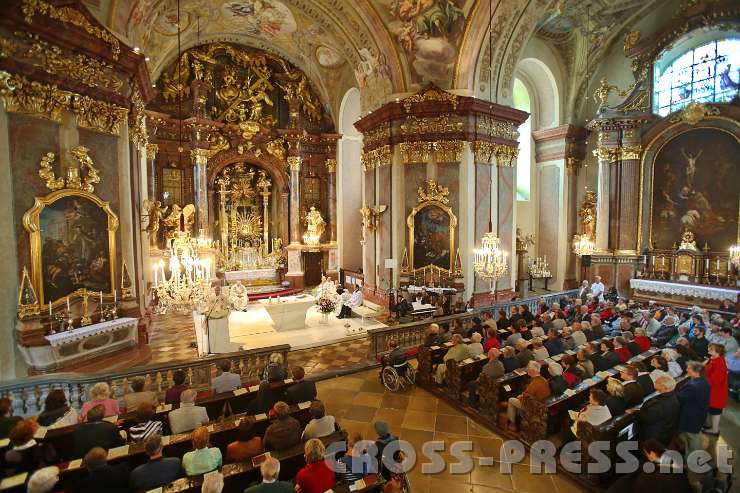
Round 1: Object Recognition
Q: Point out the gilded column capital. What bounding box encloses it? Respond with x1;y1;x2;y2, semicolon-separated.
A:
146;143;159;160
593;146;620;162
288;156;302;171
190;148;209;164
325;158;337;173
566;157;581;175
621;145;642;161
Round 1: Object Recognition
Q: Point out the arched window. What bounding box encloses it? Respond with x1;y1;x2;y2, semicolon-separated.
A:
653;36;740;117
513;78;531;201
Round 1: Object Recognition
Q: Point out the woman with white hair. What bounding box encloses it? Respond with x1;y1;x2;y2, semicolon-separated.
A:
662;349;683;378
27;466;59;493
79;382;119;421
531;338;549;361
262;352;288;382
468;332;484;356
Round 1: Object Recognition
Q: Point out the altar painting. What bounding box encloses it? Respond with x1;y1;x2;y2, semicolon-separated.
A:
413;204;451;270
31;193;116;304
650;128;739;250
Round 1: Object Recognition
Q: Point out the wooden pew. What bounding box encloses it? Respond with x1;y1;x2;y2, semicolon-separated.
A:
34;379;297;460
415;339;471;385
445;354;488;400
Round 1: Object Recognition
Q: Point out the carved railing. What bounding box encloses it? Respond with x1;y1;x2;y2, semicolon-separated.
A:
0;344;289;418
367;289;578;359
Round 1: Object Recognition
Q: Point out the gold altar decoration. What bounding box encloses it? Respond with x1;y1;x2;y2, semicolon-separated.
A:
578;190;597;240
23;148;118;307
361;145;391;170
0;32;122;91
516;228;535;253
0;71;128;135
593;146;621;162
22;0;121;59
402;85;458;112
325;158;337;173
407;180;458;273
80;288;92;326
121;260;134;299
363;123;391;149
475;117;519;141
287;156;302;172
303;206;325;245
162;204;196;240
670;101;721;125
266;138;286;162
623;31;641;53
360;204;387;234
678;229;699;252
471;141;518;165
17;266;39;319
146;143;159;160
399;140;464;164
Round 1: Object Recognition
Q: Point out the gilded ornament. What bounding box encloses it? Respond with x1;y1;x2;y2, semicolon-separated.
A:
359;204;387;233
399;141;432;164
476;116;518;141
402;86;458;112
287;156;302;172
142;199;168;249
400;114;464;135
593;146;620;162
22;0;120;59
17;266;39;319
363;123;390;149
670;101;720;125
71;95;128;135
623;31;641;53
325;158;337;173
129;88;148;150
621;145;642;161
38;146;100;193
416;180;450;206
434;140;464;163
0;71;70;122
578;190;597;240
361;145;391;170
266;138;286;162
146;143;159;160
678;229;698;251
38;152;65;191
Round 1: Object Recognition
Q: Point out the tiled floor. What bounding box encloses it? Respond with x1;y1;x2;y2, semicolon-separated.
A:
316;368;586;493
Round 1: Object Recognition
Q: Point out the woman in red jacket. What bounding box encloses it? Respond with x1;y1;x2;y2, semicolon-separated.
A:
704;343;729;435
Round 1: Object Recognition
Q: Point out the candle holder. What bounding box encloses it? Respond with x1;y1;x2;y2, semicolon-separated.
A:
80;290;92;326
65;313;74;331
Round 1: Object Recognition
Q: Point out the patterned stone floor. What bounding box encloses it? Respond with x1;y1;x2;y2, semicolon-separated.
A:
147;313;375;377
316;367;586;493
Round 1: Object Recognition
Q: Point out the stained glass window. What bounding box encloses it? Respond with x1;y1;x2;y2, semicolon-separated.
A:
653;38;740;117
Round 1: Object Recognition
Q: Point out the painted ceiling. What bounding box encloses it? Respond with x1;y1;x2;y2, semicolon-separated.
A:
81;0;654;116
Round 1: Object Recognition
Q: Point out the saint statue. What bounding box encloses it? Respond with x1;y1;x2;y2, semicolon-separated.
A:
304;206;325;243
143;199;169;249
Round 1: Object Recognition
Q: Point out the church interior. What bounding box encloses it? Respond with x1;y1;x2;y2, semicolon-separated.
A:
0;0;739;491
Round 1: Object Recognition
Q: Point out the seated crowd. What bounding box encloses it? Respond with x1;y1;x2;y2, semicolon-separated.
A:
0;355;403;493
423;289;738;491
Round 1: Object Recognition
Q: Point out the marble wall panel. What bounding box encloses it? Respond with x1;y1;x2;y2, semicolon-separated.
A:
497;166;515;290
538;165;560;287
474;164;491;293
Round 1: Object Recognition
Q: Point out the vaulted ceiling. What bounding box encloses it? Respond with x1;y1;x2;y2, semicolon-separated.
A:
80;0;655;117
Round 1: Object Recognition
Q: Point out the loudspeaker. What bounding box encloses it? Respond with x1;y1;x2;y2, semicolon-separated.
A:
581;255;592;267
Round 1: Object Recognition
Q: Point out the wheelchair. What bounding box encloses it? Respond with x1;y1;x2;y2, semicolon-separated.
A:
379;354;416;392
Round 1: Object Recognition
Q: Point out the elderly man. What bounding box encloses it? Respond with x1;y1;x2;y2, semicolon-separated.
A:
577;279;590;302
467;348;504;407
212;360;242;394
591;276;605;302
571;322;587;347
337;285;363;319
618;365;644;407
507;361;551;431
263;401;302;451
631;374;679;445
652;315;678;347
515;338;534;367
435;334;469;384
245;456;293;493
168;389;209;435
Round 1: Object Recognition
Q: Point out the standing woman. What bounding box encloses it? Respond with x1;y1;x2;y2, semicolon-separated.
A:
704;343;728;435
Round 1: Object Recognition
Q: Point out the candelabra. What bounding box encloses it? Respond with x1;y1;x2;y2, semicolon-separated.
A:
528;256;551;279
152;229;213;314
572;234;595;257
474;232;508;280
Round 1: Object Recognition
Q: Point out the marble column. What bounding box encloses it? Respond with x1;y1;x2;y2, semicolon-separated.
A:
616;138;642;252
495;157;516;295
595;151;612;251
0;102;19;378
391;146;404;289
146;143;158;200
362;164;377;289
326;158;337;244
288;156;302;245
191;148;209;236
458;142;476;298
117;120;136;300
564;158;581;286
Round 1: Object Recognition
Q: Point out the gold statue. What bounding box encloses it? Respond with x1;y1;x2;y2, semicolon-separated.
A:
516;227;535;253
359;205;387;233
679;229;698;251
163;204;196;236
142;199;169;249
578;190;597;240
304;206;325;244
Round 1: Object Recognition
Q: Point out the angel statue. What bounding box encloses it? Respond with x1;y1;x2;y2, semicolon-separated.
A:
304;206;325;243
142;199;169;249
163;204;196;236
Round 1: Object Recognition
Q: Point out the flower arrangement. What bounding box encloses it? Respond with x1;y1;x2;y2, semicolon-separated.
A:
317;294;336;314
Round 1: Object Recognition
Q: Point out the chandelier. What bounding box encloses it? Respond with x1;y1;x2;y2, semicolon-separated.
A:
572;234;596;257
528;256;551;279
474;232;508;280
152;229;213;314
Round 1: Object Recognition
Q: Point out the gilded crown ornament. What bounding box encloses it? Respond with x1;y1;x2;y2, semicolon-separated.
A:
416;180;450;205
38;145;100;193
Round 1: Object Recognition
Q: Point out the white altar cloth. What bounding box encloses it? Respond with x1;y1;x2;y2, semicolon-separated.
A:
44;317;137;347
224;268;278;284
630;279;739;302
258;295;315;331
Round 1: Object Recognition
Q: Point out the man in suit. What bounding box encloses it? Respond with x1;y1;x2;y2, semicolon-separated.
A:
74;447;130;493
618;365;645;407
73;404;124;458
675;361;710;456
652;315;678;347
245;456;293;493
285;366;317;405
631;375;679;446
168;389;209;435
577;280;590;302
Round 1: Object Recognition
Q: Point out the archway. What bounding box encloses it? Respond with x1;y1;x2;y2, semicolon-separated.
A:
337;88;363;274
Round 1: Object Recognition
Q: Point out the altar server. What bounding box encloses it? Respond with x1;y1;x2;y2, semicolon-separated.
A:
337;285;363;319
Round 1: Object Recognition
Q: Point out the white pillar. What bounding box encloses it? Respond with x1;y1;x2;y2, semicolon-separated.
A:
459;142;475;296
117;120;136;300
595;158;610;251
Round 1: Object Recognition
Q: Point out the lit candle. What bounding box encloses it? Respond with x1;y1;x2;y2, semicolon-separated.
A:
114;290;117;304
66;297;70;312
100;290;103;306
48;301;52;316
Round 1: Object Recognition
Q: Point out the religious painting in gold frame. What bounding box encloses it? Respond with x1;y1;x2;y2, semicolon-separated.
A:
407;181;457;272
23;189;118;306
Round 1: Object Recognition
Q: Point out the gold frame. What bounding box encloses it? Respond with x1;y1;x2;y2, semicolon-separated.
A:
640;121;739;251
407;200;458;273
23;189;119;306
